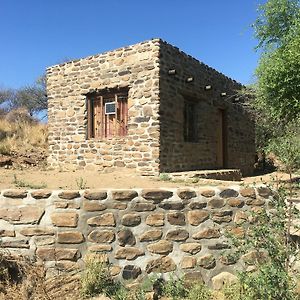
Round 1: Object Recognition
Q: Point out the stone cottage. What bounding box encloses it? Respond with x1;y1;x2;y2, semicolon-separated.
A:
46;39;255;176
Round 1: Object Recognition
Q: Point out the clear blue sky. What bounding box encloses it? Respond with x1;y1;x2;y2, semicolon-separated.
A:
0;0;263;89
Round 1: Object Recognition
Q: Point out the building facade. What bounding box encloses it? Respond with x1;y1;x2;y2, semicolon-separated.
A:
46;39;255;176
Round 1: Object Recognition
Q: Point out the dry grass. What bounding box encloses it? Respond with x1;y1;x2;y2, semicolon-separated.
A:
0;251;81;300
0;115;47;156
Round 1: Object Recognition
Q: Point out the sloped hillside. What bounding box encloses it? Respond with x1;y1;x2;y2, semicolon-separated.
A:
0;108;47;168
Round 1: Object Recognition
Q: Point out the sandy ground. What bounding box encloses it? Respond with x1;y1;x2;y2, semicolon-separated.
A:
0;168;297;190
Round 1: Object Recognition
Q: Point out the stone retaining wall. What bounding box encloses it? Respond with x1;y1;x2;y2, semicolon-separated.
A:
0;186;273;286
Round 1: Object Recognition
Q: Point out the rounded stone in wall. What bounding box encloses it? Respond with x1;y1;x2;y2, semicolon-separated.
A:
122;265;142;280
121;214;141;226
117;229;136;246
88;229;115;243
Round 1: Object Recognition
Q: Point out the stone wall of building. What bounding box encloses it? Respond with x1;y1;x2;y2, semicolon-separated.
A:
46;39;161;175
47;38;255;176
159;41;255;175
0;186;273;286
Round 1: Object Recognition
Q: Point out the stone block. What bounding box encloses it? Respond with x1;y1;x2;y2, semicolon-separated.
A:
167;212;185;225
226;226;245;238
147;240;173;254
257;187;272;198
121;214;141;226
2;206;45;225
122;265;141;280
141;189;173;202
219;189;239;198
181;257;196;269
245;198;266;206
187;210;209;226
192;228;221;239
111;190;138;201
208;198;225;208
159;201;184;210
212;210;233;223
177;189;196;200
20;227;54;236
132;201;156;212
198;254;216;269
227;198;244;207
179;243;202;254
88;229;115;243
51;212;78;227
211;272;238;290
58;191;80;199
140;229;163;242
87;213;116;227
83;190;107;200
146;213;164;226
189;201;207;209
146;256;176;273
109;202;127;210
115;247;144;260
166;229;189;241
240;188;256;199
31;190;52;199
3;189;27;198
83;200;106;211
200;190;215;197
57;231;84;244
117;229;136;246
36;247;79;261
0;230;15;237
1;239;29;248
110;265;121;276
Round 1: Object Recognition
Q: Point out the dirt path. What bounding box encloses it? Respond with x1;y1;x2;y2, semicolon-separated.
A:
0;168;297;190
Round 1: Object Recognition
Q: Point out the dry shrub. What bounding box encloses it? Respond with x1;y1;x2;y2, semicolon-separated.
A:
0;108;47;156
0;251;81;300
0;251;49;300
4;108;36;124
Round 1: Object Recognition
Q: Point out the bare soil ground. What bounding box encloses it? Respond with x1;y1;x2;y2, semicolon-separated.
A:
0;167;297;190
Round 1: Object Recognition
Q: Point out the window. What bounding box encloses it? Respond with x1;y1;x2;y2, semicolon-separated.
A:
184;100;196;142
87;89;128;139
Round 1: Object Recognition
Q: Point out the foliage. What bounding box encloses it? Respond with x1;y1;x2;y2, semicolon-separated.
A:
159;173;171;181
80;255;117;298
162;274;188;299
266;118;300;172
238;263;296;300
255;29;300;122
253;0;300;50
229;183;299;300
12;174;47;189
186;282;211;300
76;177;87;189
252;0;300;152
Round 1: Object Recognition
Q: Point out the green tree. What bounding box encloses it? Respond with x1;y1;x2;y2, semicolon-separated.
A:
255;30;300;122
253;0;300;49
252;0;300;149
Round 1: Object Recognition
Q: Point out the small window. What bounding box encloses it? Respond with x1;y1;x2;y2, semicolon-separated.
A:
87;89;128;139
184;100;196;142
